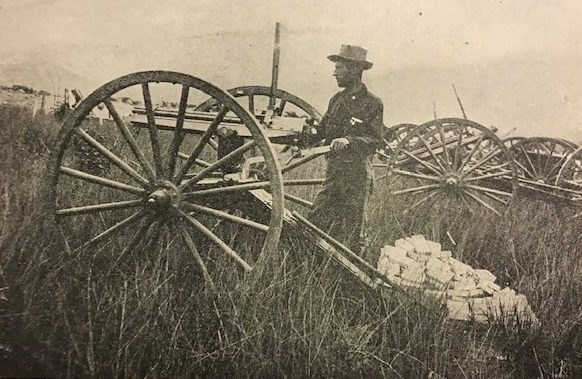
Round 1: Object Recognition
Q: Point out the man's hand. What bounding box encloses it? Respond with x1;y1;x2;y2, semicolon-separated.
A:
302;123;318;137
330;137;349;152
299;122;320;148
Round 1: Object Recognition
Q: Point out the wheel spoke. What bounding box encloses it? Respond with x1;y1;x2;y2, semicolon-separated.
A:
542;141;557;175
439;127;451;169
56;199;143;216
208;138;219;151
179;140;257;189
517;178;582;197
391;168;443;182
538;141;553;155
458;192;477;216
177;152;212;167
463;184;513;198
248;95;255;115
546;156;568;182
281;151;326;174
377;150;391;161
514;159;536;179
462;169;512;182
453;128;464;169
179;227;217;293
460;148;502;178
167;85;190;177
142;83;165;178
563;179;582;188
175;106;229;183
277;99;287;115
462;189;501;215
399;148;443;176
117;216;155;261
474;162;511;175
140;219;164;254
519;145;539;178
178;209;252;272
417;133;447;172
457;135;485;173
60;166;146;195
393;183;441;195
534;142;547;177
76;129;149;186
284;193;313;208
406;190;441;212
104;99;155;181
76;209;146;251
465;187;508;205
182;202;269;232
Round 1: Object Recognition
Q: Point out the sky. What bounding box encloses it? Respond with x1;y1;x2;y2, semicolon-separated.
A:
1;0;581;140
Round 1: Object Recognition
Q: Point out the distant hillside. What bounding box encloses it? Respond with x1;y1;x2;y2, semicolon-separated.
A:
0;58;88;94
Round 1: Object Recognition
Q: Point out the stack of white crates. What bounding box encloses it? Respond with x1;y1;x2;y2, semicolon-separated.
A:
377;235;537;324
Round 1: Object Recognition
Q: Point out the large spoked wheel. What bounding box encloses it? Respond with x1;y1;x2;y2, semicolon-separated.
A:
195;85;322;120
556;146;582;218
558;139;578;150
47;71;285;291
508;137;576;195
376;123;416;163
383;123;416;147
503;136;526;149
196;85;327;213
381;118;518;216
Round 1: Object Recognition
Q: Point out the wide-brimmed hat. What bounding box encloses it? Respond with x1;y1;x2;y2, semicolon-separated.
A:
327;44;373;70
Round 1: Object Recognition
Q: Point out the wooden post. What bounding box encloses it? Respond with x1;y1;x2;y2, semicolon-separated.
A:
64;89;70;108
452;84;467;119
40;94;46;115
32;97;38;118
268;22;281;112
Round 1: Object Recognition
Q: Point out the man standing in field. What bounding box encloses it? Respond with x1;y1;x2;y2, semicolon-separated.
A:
307;44;384;254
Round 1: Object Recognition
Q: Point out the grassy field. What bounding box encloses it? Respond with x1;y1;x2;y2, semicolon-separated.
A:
1;104;582;378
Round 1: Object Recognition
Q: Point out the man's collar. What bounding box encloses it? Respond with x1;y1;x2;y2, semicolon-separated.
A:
343;83;367;97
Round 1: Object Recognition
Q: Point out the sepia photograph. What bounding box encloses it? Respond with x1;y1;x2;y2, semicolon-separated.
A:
1;0;581;377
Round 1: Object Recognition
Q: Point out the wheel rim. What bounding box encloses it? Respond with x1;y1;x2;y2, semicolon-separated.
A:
556;146;582;193
47;71;284;290
195;85;322;121
508;137;576;188
376;123;416;161
556;146;582;218
384;118;518;216
503;136;525;149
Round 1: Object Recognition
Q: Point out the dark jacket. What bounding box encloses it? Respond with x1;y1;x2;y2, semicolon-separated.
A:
316;84;384;161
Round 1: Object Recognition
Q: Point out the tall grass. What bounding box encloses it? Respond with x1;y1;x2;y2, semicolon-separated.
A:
1;104;582;377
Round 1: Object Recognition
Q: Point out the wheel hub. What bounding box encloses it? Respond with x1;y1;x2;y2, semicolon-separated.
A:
443;174;461;187
146;181;180;212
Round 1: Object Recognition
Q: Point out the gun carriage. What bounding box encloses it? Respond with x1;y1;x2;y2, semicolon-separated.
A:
45;27;582;295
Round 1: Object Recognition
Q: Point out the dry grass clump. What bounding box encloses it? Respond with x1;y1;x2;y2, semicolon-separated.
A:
1;104;582;377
